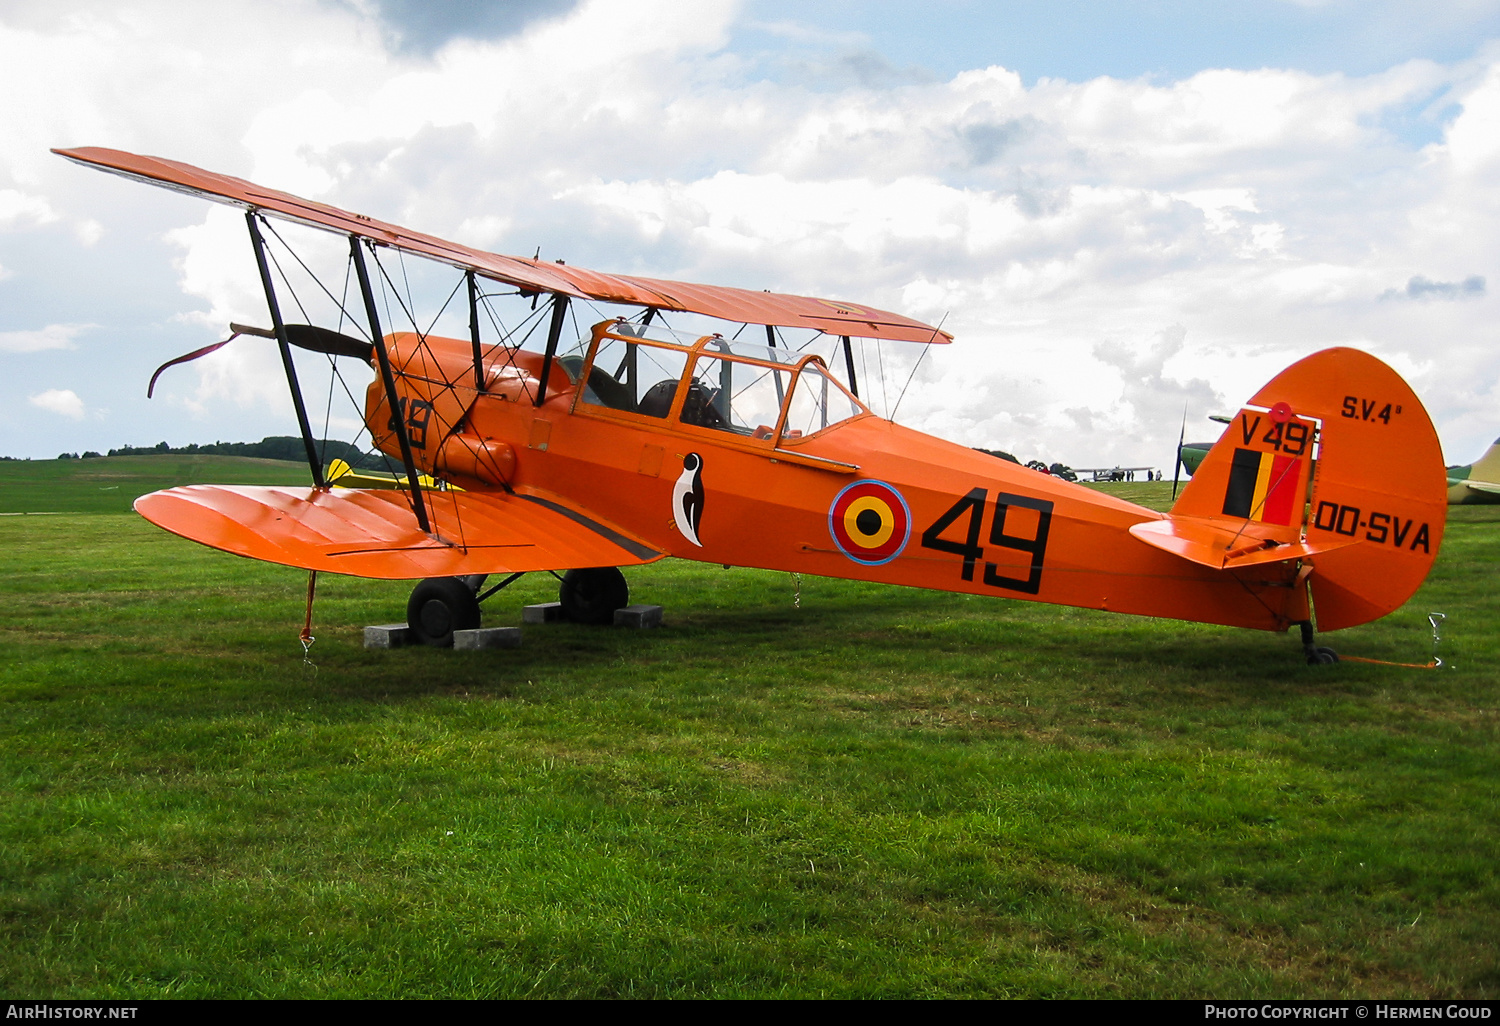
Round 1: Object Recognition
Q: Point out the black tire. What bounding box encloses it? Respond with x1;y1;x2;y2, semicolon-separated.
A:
1307;646;1340;666
559;567;629;625
407;577;481;647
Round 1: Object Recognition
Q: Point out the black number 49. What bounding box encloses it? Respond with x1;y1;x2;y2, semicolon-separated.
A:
920;488;1054;594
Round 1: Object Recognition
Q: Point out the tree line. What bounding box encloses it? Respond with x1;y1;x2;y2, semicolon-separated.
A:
55;437;388;468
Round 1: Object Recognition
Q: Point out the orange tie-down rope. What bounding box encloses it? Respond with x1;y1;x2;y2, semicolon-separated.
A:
1338;655;1441;669
1340;613;1449;669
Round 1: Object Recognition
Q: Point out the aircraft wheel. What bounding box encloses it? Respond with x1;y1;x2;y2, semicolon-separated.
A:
407;577;481;647
559;566;629;625
1307;646;1340;666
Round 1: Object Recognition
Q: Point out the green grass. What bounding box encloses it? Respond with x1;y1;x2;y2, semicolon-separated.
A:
1;465;1497;997
0;454;311;514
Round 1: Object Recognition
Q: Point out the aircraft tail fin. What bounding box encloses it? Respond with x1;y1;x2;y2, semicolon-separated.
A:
1466;439;1500;484
1446;438;1500;501
1166;348;1445;630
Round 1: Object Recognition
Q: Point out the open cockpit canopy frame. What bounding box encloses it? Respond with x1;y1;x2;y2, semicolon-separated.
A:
564;318;869;449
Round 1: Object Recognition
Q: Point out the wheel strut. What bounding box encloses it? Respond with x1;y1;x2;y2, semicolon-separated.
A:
1298;620;1339;665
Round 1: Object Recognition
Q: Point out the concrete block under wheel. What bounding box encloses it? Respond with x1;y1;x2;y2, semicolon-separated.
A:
522;602;566;624
614;604;663;628
454;627;523;650
363;624;410;649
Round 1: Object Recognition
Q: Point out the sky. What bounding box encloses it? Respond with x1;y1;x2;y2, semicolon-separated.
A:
4;0;1500;468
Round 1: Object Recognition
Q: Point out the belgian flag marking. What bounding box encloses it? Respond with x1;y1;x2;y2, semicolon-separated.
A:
829;480;912;565
1222;448;1302;525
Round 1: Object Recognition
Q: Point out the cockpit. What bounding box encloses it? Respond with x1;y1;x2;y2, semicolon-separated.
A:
560;320;868;444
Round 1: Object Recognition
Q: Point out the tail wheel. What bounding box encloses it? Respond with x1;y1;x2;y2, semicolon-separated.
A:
407;577;481;647
559;567;629;625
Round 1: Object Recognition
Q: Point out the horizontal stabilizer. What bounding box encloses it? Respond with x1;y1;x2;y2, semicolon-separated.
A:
1130;516;1359;570
135;485;662;579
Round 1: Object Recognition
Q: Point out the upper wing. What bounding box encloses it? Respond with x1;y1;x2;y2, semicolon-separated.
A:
135;485;662;579
54;146;952;345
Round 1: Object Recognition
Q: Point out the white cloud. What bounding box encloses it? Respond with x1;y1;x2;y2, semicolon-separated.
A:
0;187;99;242
0;188;58;228
0;323;92;353
6;0;1500;465
28;387;85;419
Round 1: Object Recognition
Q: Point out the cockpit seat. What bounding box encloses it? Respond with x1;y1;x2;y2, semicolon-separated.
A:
560;355;638;413
637;377;724;428
678;379;725;429
638;379;678;419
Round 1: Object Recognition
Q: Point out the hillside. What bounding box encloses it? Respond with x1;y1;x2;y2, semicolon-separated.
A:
0;454;313;515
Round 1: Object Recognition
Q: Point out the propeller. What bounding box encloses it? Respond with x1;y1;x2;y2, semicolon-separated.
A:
231;322;374;362
1171;404;1187;502
149;323;374;398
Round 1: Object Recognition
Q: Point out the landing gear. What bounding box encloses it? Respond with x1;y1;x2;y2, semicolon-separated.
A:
1298;621;1339;665
559;566;629;625
407;577;481;647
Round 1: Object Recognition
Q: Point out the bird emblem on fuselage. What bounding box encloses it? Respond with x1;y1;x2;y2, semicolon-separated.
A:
672;453;705;547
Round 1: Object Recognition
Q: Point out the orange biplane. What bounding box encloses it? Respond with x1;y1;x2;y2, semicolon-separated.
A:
55;147;1448;663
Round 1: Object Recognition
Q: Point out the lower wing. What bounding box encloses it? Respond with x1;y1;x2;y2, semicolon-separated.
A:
135;485;662;579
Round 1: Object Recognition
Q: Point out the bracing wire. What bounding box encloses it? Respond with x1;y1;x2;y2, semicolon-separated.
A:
397;249;420;336
888;313;947;423
859;340;873;414
889;342;931;423
260;232;334;468
319;257;358;469
322;355;337;463
484;297;553;404
262;220;372;340
369;246;497;542
336;259;354;335
567;299;583;354
423;275;467;338
261;221;403;476
371;247;439;396
371;247;424;338
262;243;315;326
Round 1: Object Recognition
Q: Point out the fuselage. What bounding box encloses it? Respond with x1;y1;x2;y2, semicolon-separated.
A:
368;321;1305;632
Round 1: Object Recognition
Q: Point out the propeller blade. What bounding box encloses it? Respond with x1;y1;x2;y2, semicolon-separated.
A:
283;324;374;362
147;336;234;398
228;322;375;362
1171;405;1187;501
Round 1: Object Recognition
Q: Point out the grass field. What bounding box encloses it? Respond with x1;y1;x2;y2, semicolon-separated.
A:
1;459;1496;997
0;454;312;514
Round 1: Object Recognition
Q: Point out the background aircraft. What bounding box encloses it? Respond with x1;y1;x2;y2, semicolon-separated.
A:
1447;438;1500;504
1072;466;1159;482
1177;414;1233;479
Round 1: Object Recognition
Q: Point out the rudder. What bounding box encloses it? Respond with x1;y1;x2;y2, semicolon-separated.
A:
1174;348;1445;631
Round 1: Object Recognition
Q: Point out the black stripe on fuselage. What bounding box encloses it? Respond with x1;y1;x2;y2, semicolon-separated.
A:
519;494;661;561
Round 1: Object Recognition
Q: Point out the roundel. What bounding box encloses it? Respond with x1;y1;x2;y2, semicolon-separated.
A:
828;479;912;565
